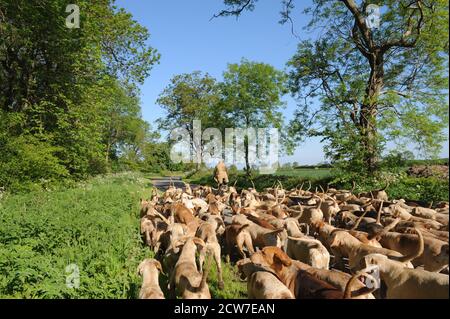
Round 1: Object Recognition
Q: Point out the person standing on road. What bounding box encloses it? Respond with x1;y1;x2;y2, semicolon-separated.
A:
214;160;229;190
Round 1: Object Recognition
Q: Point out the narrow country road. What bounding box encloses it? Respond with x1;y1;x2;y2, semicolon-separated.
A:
151;176;199;191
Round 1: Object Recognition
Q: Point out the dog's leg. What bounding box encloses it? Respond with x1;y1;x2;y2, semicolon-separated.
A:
168;269;176;299
236;236;247;259
145;230;152;248
198;248;205;273
213;243;224;289
244;234;255;256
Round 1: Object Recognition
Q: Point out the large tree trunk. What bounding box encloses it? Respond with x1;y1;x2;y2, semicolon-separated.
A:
359;53;384;174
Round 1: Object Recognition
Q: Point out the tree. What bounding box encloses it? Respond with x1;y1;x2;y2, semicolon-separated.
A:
156;71;221;169
282;162;292;169
0;0;160;190
220;59;288;175
216;0;449;177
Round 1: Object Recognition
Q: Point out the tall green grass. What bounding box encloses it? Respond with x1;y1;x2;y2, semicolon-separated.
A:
0;173;150;298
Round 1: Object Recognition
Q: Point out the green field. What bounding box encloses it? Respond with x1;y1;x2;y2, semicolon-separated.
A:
0;172;245;299
274;168;333;179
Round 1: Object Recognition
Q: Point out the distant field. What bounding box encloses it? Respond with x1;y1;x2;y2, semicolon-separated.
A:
275;168;333;179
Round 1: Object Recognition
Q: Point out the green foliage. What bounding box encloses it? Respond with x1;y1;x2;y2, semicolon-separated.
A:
0;172;247;299
157;62;291;174
156;71;223;170
0;172;150;298
275;167;332;179
330;169;448;204
381;150;416;173
405;158;449;166
221;59;287;129
388;176;449;203
207;259;247;299
0;0;160;192
287;0;449;175
217;0;449;176
157;71;221;133
0;133;69;193
220;59;290;174
140;142;187;173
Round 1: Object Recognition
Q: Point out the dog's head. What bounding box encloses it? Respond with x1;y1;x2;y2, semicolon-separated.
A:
137;259;164;276
361;253;387;270
172;235;205;249
250;246;292;274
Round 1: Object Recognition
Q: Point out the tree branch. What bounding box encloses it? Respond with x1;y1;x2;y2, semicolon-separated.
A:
351;19;371;59
210;0;254;20
279;0;300;38
340;0;374;50
381;0;424;52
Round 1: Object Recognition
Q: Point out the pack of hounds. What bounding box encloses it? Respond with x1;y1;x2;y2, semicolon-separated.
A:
137;180;449;299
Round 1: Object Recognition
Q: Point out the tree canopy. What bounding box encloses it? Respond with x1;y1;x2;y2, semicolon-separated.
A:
157;61;288;174
0;0;161;191
217;0;449;177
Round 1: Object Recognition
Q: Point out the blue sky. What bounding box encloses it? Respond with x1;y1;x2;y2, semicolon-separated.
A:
116;0;448;164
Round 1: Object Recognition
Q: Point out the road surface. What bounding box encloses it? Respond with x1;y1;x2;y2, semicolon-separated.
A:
151;176;200;192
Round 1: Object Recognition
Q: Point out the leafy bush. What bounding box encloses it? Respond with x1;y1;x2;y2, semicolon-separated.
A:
0;173;149;298
388;177;449;203
405;158;449;166
0;135;69;193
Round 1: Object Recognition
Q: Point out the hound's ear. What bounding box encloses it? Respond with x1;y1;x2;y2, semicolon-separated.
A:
273;249;292;267
362;255;378;269
272;254;289;272
153;260;165;275
172;240;184;249
137;260;146;276
329;236;339;248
